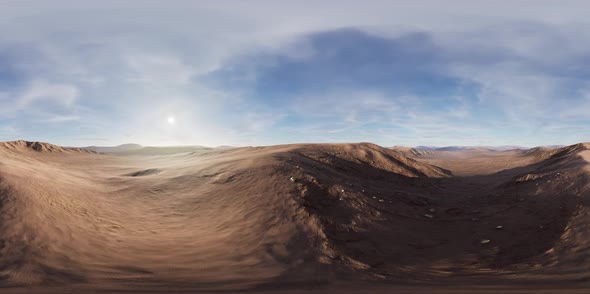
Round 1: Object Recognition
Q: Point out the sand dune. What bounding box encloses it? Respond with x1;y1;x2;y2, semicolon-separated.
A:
1;141;590;293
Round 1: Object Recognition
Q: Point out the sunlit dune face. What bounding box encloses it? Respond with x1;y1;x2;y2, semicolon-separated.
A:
167;116;175;125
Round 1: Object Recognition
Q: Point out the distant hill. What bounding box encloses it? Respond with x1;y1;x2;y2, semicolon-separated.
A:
414;146;527;152
392;145;529;158
82;144;218;155
117;146;214;155
84;144;143;153
0;140;96;154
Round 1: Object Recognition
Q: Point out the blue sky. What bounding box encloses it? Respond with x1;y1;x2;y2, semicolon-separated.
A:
1;0;590;147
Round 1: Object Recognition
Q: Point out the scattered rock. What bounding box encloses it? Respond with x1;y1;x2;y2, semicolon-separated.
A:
424;214;434;219
428;208;436;213
339;197;344;201
341;189;345;193
126;169;161;177
516;173;541;183
378;199;384;203
481;239;491;244
496;225;503;230
289;176;296;183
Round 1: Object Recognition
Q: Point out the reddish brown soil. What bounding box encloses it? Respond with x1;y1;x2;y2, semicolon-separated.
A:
1;141;590;293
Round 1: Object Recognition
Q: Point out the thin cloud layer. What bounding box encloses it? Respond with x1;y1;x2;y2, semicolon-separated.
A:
0;1;589;146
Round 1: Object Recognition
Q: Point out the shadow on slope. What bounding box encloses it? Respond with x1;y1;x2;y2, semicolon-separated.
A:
259;143;590;289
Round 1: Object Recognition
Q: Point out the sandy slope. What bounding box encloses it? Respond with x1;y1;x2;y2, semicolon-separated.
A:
1;141;590;293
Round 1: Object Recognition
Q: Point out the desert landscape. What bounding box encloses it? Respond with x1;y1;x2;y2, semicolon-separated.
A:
3;1;590;292
1;140;590;293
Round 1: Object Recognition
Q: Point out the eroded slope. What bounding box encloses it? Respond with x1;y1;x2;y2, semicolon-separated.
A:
0;141;590;292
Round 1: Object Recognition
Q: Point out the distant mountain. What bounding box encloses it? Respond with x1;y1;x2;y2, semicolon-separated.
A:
414;146;527;152
390;146;436;156
83;144;143;153
391;145;533;157
117;146;214;155
82;144;216;155
414;146;438;150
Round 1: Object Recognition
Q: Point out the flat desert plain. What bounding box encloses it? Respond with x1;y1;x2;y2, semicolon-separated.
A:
1;140;590;293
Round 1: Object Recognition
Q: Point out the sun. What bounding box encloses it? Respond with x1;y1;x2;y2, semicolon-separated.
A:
167;116;175;125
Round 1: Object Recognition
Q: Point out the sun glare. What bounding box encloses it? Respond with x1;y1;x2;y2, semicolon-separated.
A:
167;116;175;125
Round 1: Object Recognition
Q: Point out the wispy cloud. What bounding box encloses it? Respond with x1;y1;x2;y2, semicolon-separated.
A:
17;80;78;109
1;1;590;146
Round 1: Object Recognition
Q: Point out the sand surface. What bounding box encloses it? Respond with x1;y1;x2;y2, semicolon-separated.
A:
1;140;590;293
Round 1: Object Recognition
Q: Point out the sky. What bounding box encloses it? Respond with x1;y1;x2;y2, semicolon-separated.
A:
1;0;589;147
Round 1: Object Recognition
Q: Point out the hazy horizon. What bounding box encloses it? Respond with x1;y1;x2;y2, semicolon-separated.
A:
1;1;590;147
3;138;571;150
